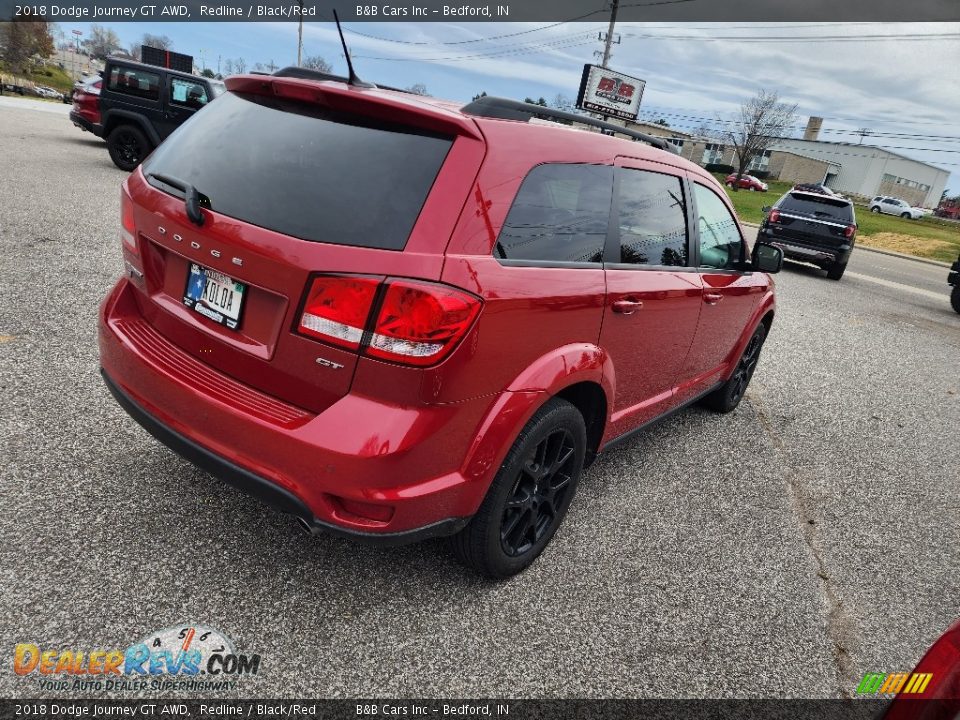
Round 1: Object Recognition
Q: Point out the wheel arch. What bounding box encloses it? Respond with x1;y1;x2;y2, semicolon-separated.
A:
101;110;161;147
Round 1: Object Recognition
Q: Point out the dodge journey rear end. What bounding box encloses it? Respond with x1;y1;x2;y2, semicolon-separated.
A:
99;71;782;577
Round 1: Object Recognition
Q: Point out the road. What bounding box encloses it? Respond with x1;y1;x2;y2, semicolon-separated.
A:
1;101;958;701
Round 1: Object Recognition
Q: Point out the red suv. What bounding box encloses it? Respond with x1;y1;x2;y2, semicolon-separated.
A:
70;76;102;134
98;73;783;577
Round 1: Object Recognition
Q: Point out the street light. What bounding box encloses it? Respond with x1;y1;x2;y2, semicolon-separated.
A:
71;29;83;81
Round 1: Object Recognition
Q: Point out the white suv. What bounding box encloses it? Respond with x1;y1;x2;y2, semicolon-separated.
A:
870;196;924;219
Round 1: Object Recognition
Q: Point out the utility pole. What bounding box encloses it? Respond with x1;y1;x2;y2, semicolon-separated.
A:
856;128;871;145
601;0;620;68
297;0;304;66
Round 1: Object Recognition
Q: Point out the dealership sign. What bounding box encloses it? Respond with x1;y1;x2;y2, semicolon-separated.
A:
576;64;645;121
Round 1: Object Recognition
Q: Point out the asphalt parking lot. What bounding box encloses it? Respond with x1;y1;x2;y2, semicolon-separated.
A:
1;100;958;700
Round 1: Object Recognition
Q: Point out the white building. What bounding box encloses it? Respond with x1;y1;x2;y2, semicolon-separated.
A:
768;131;950;209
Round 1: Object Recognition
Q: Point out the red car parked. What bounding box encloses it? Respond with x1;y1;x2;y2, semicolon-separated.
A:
725;173;769;192
70;76;102;135
98;72;783;577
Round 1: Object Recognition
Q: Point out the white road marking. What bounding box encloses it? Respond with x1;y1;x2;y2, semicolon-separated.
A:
845;271;949;301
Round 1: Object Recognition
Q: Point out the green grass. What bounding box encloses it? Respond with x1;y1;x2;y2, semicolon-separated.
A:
714;173;960;263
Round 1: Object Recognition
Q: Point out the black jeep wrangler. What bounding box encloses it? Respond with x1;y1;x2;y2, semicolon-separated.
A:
950;254;960;314
98;57;224;171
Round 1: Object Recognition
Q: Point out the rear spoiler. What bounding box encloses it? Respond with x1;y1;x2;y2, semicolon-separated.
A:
224;74;482;140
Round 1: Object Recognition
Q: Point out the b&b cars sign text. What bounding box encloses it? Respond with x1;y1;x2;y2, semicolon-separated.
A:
576;64;646;121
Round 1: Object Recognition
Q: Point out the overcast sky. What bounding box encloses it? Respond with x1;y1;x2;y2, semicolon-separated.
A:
57;20;960;193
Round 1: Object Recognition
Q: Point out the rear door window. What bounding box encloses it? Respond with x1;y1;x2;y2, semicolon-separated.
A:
141;92;453;250
108;66;160;101
781;193;855;222
495;164;613;264
615;168;688;266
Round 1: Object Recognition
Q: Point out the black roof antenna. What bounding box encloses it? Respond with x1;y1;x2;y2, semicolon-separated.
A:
333;9;375;89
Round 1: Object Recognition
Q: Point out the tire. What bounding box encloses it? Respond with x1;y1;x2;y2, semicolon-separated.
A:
726;182;734;188
702;323;767;413
951;285;960;314
107;124;151;171
450;398;586;579
748;186;756;192
901;212;911;219
871;207;880;213
826;261;847;281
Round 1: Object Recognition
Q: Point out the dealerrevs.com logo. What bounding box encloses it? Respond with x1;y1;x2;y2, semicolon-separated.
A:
13;625;261;692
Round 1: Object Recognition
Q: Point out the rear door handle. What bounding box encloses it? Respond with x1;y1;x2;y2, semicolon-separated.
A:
704;292;724;305
612;299;644;315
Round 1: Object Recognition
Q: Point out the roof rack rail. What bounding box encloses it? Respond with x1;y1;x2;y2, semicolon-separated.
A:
461;96;675;153
272;66;414;95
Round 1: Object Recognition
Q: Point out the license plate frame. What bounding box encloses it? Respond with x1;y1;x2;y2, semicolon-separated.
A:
182;263;247;331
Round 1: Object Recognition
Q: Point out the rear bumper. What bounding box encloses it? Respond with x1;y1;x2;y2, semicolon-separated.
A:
761;228;852;265
98;278;494;544
70;109;102;135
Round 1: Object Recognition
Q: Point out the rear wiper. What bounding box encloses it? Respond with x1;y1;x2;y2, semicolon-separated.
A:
147;173;206;227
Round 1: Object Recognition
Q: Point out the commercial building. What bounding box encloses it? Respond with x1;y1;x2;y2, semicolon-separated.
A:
670;117;948;208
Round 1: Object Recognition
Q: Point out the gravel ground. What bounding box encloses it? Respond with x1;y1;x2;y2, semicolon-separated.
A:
1;102;958;700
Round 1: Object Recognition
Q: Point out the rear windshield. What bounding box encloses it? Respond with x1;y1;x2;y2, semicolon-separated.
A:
779;192;854;222
141;92;453;250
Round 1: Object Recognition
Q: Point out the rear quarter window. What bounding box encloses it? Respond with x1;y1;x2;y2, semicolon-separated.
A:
495;163;613;264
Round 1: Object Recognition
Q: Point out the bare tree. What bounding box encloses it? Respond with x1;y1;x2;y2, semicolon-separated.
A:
723;89;797;190
128;33;171;58
86;24;121;60
235;57;246;74
405;83;428;95
141;33;173;50
302;55;331;73
222;58;234;75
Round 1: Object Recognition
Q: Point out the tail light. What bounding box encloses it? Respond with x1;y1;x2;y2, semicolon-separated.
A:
769;208;781;223
844;225;856;238
120;186;137;253
296;275;482;367
367;280;482;367
297;276;380;350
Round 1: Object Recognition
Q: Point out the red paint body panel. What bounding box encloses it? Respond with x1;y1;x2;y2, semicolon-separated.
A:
71;79;101;127
98;82;777;540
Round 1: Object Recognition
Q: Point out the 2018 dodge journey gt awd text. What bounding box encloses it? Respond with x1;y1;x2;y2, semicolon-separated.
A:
98;69;784;578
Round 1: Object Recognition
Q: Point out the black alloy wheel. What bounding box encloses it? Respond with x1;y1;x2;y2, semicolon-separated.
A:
108;125;150;171
728;330;763;406
500;427;577;557
702;323;768;413
450;398;586;578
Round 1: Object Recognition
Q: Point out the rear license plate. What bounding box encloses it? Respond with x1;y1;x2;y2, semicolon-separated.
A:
183;263;246;330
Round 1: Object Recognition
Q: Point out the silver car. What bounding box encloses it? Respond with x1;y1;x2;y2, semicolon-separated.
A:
869;196;924;220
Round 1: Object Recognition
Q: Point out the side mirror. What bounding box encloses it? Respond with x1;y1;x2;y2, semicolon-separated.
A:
753;243;783;274
761;205;772;213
